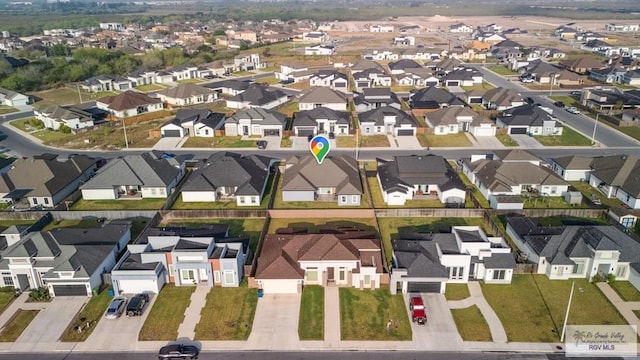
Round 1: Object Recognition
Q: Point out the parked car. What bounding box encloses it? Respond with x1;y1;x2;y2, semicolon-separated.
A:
409;296;427;325
566;107;581;115
328;132;335;139
126;293;150;317
520;78;534;83
256;140;268;149
307;134;314;142
280;78;294;85
158;344;199;359
105;296;127;320
553;101;565;108
570;91;582;97
203;74;217;80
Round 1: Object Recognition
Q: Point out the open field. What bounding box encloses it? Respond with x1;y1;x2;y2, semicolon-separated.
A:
28;88;117;108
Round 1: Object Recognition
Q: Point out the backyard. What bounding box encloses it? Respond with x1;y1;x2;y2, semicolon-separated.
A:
570;181;623;209
339;287;411;341
60;287;111;342
139;285;194;341
70;198;167;211
267;218;376;235
481;275;627;342
273;175;371;209
42;217;150;242
194;284;258;340
298;285;324;340
450;305;492;342
367;177;464;209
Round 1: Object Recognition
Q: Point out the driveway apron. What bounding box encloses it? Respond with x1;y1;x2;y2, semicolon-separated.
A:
248;293;301;350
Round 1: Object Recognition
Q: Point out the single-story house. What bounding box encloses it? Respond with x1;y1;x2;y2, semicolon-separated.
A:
354;88;401;113
588;155;640;210
224;108;286;137
481;87;525;111
409;86;465;110
496;104;563;136
35;102;108;131
292;107;350;137
0;87;29;107
226;85;288;110
154;83;217;107
160;109;225;138
358;106;419;136
298;87;348;111
96;90;163;118
425;107;496;137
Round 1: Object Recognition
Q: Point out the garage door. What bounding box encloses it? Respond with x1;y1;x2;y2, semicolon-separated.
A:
52;284;88;296
297;128;315;137
469;97;482;104
425;81;439;87
163;129;182;137
264;129;280;136
447;81;460;87
407;282;442;293
473;127;495;137
117;279;162;294
260;279;300;294
397;129;415;136
509;127;528;134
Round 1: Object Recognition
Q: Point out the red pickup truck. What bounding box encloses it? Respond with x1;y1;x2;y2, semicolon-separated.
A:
410;296;427;325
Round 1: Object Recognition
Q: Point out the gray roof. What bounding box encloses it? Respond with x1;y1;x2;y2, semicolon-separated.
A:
293;107;350;127
163;109;225;129
181;152;274;196
227;108;286;126
409;86;465;109
282;155;362;195
377;155;465;194
425;107;487;127
590;155;640;197
470;160;567;193
551;155;594;170
351;59;385;72
80;153;183;189
482;87;523;106
483;253;517;269
227;85;287;106
155;83;213;99
298;87;347;105
388;59;422;71
358;106;419;127
498;104;562;127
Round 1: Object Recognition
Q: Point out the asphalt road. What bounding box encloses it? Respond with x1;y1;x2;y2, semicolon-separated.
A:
0;351;617;360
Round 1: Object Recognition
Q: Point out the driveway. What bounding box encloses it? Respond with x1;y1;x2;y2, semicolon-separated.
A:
406;293;462;351
474;135;506;149
292;136;310;150
153;136;182;150
16;296;87;349
511;134;543;149
248;293;301;350
393;135;422;150
76;293;157;351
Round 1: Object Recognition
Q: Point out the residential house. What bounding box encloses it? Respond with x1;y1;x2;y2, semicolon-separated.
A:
0;154;97;209
387;59;422;75
254;228;383;294
623;69;640;86
126;70;159;87
180;152;275;206
308;70;349;91
605;23;640;32
554;26;578;39
549;155;595;181
358;106;419;136
428;58;463;75
393;36;415;46
581;39;613;53
396;68;440;87
35;102;108;131
155;83;216;107
233;53;265;71
408;86;465;110
224;107;286;137
581;88;640;111
206;79;250;96
496;104;564;136
292;107;350;137
401;47;442;61
608;56;640;71
226;85;288;110
160;109;225;138
376;154;466;206
425;107;496;137
588;155;640;210
621;108;640;126
390;226;515;294
305;44;335;56
0;87;28;107
302;31;328;42
351;59;386;73
442;67;483;87
370;25;394;32
354;88;401;112
80;153;185;200
111;226;250;293
351;68;392;91
81;75;117;93
281;155;362;206
0;223;131;297
363;50;399;61
449;23;473;33
481;87;525;111
96;91;163;118
490;40;523;62
589;66;627;84
298;87;348;111
506;216;640;287
275;62;310;82
449;47;488;62
560;57;604;75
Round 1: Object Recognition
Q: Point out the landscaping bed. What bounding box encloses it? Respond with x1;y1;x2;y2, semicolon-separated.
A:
298;285;324;340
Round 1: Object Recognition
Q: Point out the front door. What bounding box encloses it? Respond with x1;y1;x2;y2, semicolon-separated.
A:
199;269;208;283
242;126;249;135
17;274;29;290
327;267;335;283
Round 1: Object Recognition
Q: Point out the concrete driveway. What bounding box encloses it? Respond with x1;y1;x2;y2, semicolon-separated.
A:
248;294;301;350
16;296;87;347
76;293;157;351
511;134;543;149
406;293;462;351
474;135;506;149
393;135;422;150
292;136;310;150
153;137;183;150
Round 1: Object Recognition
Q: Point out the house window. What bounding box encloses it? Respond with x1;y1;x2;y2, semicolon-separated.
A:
340;196;347;204
251;197;257;204
240;197;246;204
572;262;584;274
44;198;49;205
364;275;371;285
621;217;635;228
351;195;358;203
204;129;209;135
616;266;627;278
224;271;235;285
339;268;345;281
1;272;13;286
181;269;195;281
151;188;157;195
448;266;464;280
492;270;506;280
306;268;318;282
32;198;38;205
159;188;165;195
214;271;221;283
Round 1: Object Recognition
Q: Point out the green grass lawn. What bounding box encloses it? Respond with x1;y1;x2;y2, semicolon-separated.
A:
445;284;471;301
360;135;390;147
299;285;324;340
522;195;587;209
183;136;257;148
0;106;18;115
233;71;255;76
495;133;519;147
194;284;257;340
481;275;627;342
450;305;492;342
277;101;299;116
610;281;640;302
161;218;265;254
550;95;577;107
0;288;16;315
336;136;356;148
417;133;471;147
487;65;518;76
29;88;116;107
177;78;204;84
0;309;39;342
617;126;640;142
268;218;376;235
135;84;167;92
70;198;167;210
60;287;110;342
0;220;37;234
460;82;495;92
458;173;490;209
139;285;194;341
339;287;411;341
43;217;149;242
367;177;450;209
377;217;487;264
569;181;623;209
534;127;592;146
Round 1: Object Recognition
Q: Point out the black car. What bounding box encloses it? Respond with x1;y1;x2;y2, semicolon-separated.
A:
126;293;150;317
158;344;199;359
553;101;565;108
307;134;314;142
256;140;268;149
525;97;535;105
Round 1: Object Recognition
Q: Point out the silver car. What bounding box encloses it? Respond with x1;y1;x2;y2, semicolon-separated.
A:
105;296;127;319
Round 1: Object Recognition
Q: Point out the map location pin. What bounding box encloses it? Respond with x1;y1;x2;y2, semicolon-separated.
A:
309;135;330;164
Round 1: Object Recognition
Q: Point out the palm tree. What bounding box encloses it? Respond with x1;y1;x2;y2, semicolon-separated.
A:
572;330;587;346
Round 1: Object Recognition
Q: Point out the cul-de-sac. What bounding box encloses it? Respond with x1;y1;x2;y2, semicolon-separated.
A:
0;1;639;359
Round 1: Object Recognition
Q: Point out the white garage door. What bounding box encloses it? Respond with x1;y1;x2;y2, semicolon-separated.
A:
260;279;300;294
473;127;495;137
118;279;162;294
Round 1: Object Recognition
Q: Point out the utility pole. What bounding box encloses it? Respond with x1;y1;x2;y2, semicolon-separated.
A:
591;113;599;145
122;117;129;149
560;281;575;343
77;84;83;103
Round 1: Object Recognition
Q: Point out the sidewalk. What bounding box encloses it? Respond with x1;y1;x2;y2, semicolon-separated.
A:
448;281;508;343
177;286;209;339
323;286;340;347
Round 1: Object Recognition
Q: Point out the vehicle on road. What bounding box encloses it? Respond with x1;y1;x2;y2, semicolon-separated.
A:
126;293;149;317
553;101;565;108
158;344;199;359
256;140;268;149
566;107;581;115
520;78;534;83
570;91;582;97
105;296;127;319
409;296;427;325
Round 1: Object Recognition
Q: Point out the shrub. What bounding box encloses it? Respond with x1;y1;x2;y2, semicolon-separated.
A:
606;274;616;283
591;274;603;283
28;118;45;129
29;287;51;302
59;124;72;133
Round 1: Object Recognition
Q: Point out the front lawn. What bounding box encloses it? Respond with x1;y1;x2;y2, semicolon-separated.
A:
183;136;257;148
549;95;577;107
194;285;257;340
336;136;356;148
268;218;376;235
610;281;640;302
0;106;18;115
299;285;324;340
534;127;592;146
70;198;167;210
339;287;411;341
60;287;111;342
481;275;627;342
139;285;195;341
445;284;470;301
450;305;492;342
162;218;265;254
0;309;39;342
487;65;518;76
360;135;390;147
0;288;16;315
377;217;487;264
135;84;166;92
495;133;518;147
417;133;472;147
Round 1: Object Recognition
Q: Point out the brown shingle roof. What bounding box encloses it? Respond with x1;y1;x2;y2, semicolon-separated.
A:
97;90;161;111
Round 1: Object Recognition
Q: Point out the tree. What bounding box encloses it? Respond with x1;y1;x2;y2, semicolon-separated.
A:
262;46;271;58
239;42;249;51
212;29;226;36
196;44;213;53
